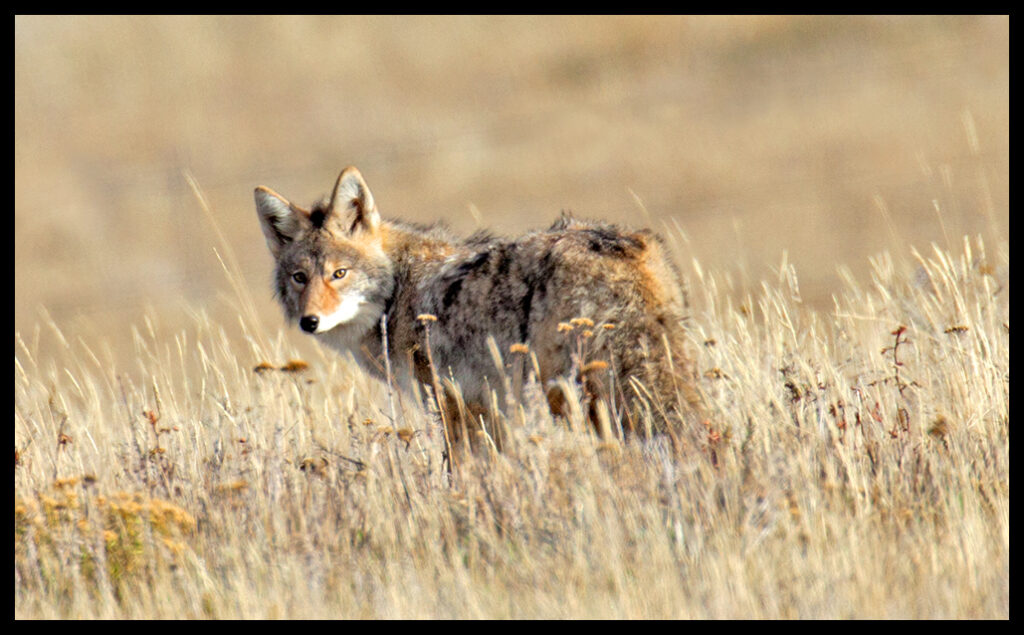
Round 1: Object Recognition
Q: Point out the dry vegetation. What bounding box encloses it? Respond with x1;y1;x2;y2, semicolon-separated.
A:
15;231;1008;618
15;16;1008;619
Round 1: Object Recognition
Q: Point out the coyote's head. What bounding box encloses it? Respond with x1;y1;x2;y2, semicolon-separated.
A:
255;167;394;340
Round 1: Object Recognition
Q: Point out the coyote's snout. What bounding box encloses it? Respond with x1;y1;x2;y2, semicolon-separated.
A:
256;167;700;447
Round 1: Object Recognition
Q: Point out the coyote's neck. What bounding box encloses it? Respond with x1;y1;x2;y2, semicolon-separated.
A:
353;220;462;379
379;221;460;268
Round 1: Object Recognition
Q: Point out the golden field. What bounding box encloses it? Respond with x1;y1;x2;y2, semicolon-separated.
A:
15;16;1008;618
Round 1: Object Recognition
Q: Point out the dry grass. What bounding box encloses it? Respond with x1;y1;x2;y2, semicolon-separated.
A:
15;232;1008;618
15;15;1008;619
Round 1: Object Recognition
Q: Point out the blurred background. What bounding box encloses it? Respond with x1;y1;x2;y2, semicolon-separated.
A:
15;16;1008;363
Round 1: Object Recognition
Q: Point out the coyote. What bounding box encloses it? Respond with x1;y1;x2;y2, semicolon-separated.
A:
255;167;699;447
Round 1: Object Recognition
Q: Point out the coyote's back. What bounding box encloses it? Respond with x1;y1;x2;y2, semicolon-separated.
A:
255;167;700;443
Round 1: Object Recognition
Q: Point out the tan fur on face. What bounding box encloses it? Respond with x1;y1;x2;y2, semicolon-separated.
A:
303;275;340;317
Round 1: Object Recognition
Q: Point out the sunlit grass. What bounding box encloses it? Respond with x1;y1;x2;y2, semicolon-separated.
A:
14;236;1008;618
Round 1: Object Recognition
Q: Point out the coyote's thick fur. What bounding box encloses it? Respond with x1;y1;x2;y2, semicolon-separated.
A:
256;167;699;447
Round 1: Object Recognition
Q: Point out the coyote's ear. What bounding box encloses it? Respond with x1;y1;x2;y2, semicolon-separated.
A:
255;186;308;257
328;167;380;235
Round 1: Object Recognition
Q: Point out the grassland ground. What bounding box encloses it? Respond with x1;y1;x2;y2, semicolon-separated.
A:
15;236;1008;618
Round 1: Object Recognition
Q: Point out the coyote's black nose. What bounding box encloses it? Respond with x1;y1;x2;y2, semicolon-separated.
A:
300;315;319;333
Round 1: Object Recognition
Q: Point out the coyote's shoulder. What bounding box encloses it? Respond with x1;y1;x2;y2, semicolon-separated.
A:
256;167;699;439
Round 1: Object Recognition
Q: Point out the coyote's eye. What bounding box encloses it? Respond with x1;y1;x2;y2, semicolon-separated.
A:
332;268;348;280
292;272;308;285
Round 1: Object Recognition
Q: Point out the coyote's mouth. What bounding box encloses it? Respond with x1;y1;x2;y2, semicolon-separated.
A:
303;293;367;334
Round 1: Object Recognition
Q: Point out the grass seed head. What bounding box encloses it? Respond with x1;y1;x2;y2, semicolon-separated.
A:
928;415;951;439
280;359;309;372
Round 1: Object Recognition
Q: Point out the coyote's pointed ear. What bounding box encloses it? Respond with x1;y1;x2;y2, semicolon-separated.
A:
255;186;308;257
328;167;380;235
